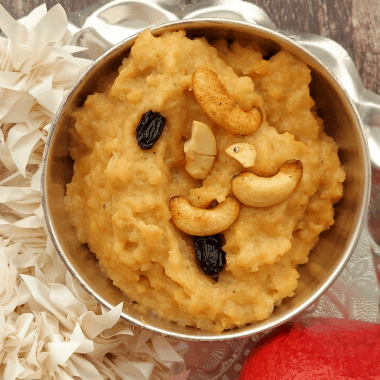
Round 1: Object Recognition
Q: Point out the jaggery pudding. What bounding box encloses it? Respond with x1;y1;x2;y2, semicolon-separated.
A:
65;29;345;333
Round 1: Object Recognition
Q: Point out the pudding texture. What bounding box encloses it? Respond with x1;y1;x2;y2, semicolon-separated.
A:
65;29;345;333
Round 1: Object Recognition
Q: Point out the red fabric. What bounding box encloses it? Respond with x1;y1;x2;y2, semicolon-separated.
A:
239;319;380;380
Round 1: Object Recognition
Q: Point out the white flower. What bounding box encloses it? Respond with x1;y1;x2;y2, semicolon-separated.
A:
0;5;187;380
0;3;90;176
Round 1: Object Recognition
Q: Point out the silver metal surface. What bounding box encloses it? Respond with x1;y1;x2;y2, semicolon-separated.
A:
42;11;371;340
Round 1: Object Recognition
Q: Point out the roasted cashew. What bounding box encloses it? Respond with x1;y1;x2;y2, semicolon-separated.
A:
192;66;263;136
231;160;303;207
169;195;240;236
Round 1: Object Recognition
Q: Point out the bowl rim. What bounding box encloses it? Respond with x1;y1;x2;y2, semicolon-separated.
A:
41;18;371;341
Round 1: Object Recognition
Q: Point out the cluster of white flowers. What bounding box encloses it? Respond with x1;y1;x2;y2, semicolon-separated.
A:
0;4;187;379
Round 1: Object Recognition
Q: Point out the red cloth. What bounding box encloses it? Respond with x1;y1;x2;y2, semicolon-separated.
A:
239;319;380;380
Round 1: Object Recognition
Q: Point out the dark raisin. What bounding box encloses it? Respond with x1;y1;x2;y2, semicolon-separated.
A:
194;235;226;282
136;111;166;150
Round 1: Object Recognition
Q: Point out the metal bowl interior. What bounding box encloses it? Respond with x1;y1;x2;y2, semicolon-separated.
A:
42;19;370;341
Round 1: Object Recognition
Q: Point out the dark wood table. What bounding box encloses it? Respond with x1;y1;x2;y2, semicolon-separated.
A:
3;0;379;96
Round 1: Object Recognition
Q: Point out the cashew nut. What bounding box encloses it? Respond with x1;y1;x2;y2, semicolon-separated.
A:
185;151;216;180
169;195;240;236
184;121;217;180
192;66;263;136
184;121;217;156
225;143;257;168
231;159;303;207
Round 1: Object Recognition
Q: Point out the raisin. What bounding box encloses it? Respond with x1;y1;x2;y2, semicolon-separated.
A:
194;235;226;282
136;111;166;150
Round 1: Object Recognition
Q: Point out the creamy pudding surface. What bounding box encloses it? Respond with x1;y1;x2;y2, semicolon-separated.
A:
65;29;345;333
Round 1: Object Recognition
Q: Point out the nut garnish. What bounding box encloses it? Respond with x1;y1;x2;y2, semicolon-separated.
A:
184;121;217;179
169;195;240;236
225;143;257;168
231;159;303;207
192;66;263;136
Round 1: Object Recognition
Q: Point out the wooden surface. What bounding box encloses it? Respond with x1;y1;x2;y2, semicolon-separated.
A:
2;0;379;95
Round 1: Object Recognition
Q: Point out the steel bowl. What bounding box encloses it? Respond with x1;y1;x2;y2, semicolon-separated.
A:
41;19;370;341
